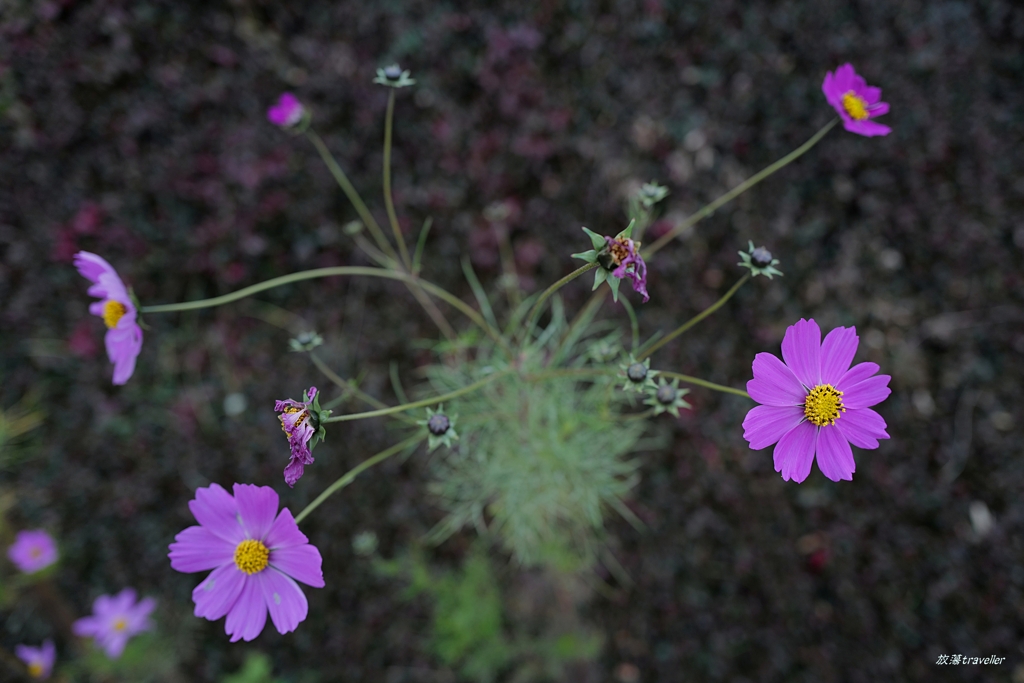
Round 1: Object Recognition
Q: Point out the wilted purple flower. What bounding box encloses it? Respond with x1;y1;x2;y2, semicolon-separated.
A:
267;93;304;128
74;251;143;385
602;236;649;303
72;588;156;659
7;529;58;573
15;640;55;679
168;483;325;642
275;386;320;487
742;319;891;483
822;64;891;137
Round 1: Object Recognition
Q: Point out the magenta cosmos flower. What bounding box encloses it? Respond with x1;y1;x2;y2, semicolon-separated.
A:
7;529;58;573
72;588;156;659
822;63;891;137
603;236;650;303
15;640;55;679
74;251;143;385
168;483;324;642
742;319;891;483
275;386;324;487
267;93;304;128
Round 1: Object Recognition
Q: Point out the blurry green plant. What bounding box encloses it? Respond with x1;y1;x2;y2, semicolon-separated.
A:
222;652;283;683
0;389;44;471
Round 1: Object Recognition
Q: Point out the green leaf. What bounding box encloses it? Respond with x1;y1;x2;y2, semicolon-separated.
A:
615;218;636;241
581;226;606;250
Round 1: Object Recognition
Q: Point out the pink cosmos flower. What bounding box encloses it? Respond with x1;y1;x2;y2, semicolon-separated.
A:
275;387;320;487
7;529;59;573
267;93;304;128
822;64;891;137
15;640;55;679
73;251;143;385
72;588;156;659
603;236;650;303
742;319;891;483
168;483;325;642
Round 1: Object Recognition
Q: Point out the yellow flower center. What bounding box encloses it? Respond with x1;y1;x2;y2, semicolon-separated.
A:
29;546;42;558
804;384;845;427
279;406;308;438
113;617;128;632
28;662;44;678
841;91;869;121
234;539;270;575
102;300;128;329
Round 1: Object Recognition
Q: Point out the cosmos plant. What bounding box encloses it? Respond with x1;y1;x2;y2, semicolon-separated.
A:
55;60;894;649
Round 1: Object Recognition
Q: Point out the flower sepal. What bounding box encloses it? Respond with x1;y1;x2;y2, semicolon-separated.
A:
374;64;416;88
644;378;692;417
307;388;331;451
417;405;459;452
737;241;783;279
618;354;659;393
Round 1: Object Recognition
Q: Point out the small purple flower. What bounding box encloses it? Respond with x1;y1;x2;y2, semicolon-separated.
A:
822;64;891;137
7;530;58;573
74;251;143;385
72;588;156;659
15;640;55;679
168;483;325;642
267;93;304;128
602;236;650;303
742;319;891;483
275;386;320;487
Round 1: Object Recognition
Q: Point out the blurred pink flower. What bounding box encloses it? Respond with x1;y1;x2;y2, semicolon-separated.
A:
267;93;304;128
15;639;55;679
73;588;156;659
7;530;58;573
74;251;143;385
275;387;319;487
822;64;891;137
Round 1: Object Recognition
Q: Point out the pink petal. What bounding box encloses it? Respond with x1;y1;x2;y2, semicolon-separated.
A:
742;405;806;450
781;318;821;388
822;70;841;107
815;426;856;481
233;484;279;541
862;86;882;104
835;408;889;449
869;101;890;117
188;484;243;544
774;420;817;483
265;508;309;550
842;375;891;409
283;458;306;488
126;596;157;633
258;568;309;635
748;353;806;406
169;525;235;573
844;119;891;137
89;301;105;316
269;544;325;588
819;326;858;385
225;574;268;642
836;362;879;390
72;615;101;637
96;271;130;306
74;251;116;284
192;563;246;621
101;633;130;659
106;324;142;385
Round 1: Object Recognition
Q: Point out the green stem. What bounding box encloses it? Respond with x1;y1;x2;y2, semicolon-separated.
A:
305;130;398;263
139;266;509;353
521;262;597;341
644;119;838;258
383;90;413;270
638;273;750;360
294;434;423;524
660;371;751;399
323;369;510;423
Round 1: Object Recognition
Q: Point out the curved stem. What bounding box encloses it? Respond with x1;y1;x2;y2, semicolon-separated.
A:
638;273;750;360
309;352;418;425
139;266;509;354
323;369;510;423
383;90;413;270
660;371;751;399
644;119;838;258
294;434;423;524
521;262;597;341
304;130;398;263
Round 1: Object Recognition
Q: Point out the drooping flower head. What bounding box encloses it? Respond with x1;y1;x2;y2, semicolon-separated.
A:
72;588;156;659
74;251;143;385
274;387;330;487
822;64;891;137
571;219;650;303
15;640;55;679
267;93;305;128
742;319;891;483
7;529;59;573
168;483;325;642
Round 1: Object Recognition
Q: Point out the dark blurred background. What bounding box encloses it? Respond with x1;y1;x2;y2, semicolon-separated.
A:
2;1;1023;681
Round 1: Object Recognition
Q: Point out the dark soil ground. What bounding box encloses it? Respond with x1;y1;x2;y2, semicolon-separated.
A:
2;1;1023;681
